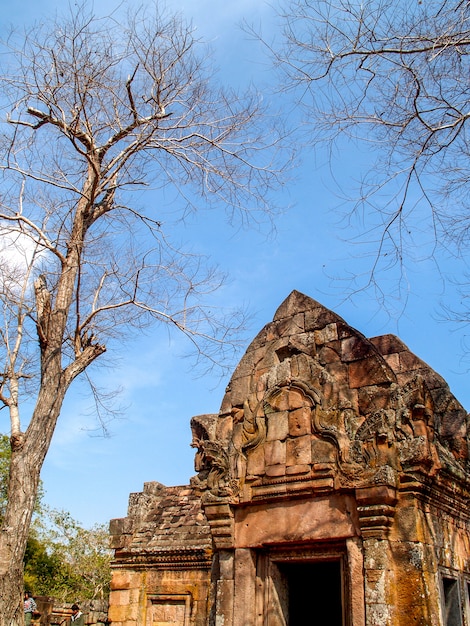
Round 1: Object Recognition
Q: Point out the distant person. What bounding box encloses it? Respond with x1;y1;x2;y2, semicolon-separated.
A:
24;591;37;626
71;604;85;625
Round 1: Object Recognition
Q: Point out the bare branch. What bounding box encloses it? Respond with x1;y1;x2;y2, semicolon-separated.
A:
270;0;470;314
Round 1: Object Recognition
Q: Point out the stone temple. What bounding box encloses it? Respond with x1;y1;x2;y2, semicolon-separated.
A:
108;291;470;626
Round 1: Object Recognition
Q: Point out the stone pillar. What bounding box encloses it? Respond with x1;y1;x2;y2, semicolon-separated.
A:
356;484;397;626
204;502;236;626
215;551;234;626
233;548;257;625
346;537;366;626
362;537;395;626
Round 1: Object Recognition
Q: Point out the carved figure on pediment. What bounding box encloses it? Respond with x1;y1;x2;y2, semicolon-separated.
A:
352;409;398;468
190;414;238;499
395;377;441;473
229;395;268;484
312;404;362;463
203;440;238;499
190;414;218;475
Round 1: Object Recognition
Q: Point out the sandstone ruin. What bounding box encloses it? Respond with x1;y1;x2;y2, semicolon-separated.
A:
109;291;470;625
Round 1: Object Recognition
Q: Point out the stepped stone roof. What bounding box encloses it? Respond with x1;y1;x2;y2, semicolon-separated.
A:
110;482;212;567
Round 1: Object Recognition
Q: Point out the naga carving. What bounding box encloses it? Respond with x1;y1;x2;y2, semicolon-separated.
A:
190;414;238;500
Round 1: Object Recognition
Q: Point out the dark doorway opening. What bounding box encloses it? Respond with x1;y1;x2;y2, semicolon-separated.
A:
278;560;344;625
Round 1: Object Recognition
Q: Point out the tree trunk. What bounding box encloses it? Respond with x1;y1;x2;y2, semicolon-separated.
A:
0;376;69;626
0;445;41;626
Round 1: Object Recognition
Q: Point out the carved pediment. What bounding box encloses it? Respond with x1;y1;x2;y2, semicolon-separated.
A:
192;292;470;503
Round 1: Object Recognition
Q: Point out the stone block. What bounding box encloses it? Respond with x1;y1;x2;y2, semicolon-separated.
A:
285;463;310;475
246;444;265;476
266;411;289;441
254;365;271;387
219;392;234;416
369;333;406;355
108;603;134;623
314;323;338;345
336;321;354;340
398;349;423;373
110;573;131;591
268;359;294;389
324;361;348;386
364;569;388;604
290;353;313;380
311;438;336;463
232;422;244;451
383;352;399;372
289;407;311;436
273;312;305;338
356;485;397;507
109;516;134;537
357;386;391;414
348;357;395;389
304;305;341;331
286;435;311;466
216;415;233;443
291;332;317;356
265;464;286;477
289;387;310;409
265;440;286;466
342;335;374;362
318;344;341;364
110;589;130;606
363;539;393;570
226;374;252;409
268;390;290;411
274;290;315;320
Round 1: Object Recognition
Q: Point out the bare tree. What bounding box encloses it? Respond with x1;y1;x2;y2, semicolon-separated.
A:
271;0;470;306
0;4;287;623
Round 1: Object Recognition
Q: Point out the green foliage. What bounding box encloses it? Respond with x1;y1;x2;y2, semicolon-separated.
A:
31;509;112;602
24;531;62;595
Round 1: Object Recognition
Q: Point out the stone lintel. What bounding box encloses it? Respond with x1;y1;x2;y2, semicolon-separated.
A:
235;495;358;548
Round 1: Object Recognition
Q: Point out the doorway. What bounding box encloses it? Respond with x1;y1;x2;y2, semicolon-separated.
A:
278;560;344;625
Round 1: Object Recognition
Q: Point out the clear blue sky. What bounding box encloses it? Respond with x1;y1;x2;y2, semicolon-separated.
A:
2;0;470;529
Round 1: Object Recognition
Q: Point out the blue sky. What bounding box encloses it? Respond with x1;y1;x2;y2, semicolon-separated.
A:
2;0;470;529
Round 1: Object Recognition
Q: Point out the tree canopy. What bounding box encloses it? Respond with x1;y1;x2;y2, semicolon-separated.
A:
26;510;111;602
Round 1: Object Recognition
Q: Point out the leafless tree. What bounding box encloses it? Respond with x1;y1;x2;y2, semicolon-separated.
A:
271;0;470;307
0;4;288;623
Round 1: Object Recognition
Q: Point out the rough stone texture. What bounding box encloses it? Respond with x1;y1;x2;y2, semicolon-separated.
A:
109;291;470;626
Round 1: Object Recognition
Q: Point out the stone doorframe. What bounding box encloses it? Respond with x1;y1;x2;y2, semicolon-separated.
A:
230;539;365;626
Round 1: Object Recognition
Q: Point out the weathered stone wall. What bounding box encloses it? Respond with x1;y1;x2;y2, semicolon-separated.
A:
109;568;211;625
109;482;213;625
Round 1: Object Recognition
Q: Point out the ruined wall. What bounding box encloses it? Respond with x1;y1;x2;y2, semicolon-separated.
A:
109;482;213;626
49;601;109;626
